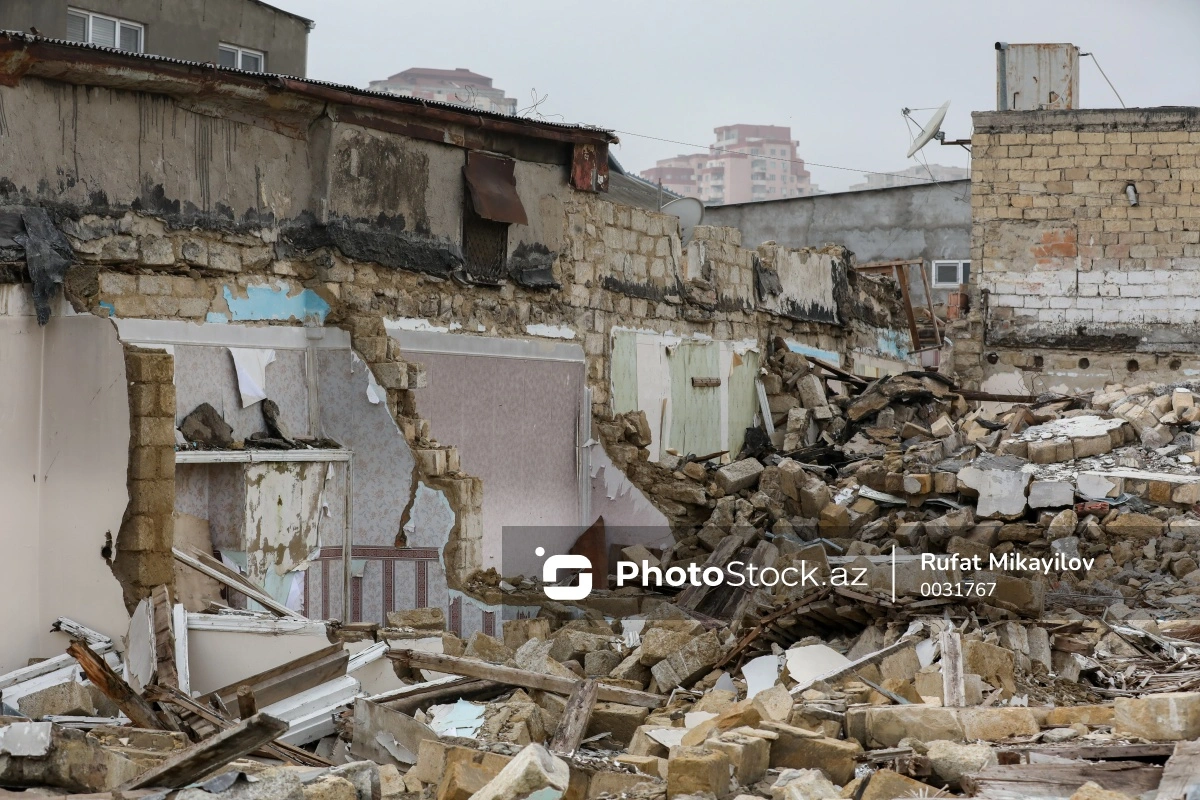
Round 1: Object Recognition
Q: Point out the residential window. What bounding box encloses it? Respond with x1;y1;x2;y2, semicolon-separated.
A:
66;8;143;52
218;44;266;72
932;260;971;288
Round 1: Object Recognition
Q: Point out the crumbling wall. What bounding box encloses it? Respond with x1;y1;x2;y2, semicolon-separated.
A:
958;107;1200;390
114;345;177;610
0;69;917;625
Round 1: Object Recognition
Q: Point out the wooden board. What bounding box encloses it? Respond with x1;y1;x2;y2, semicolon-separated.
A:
1157;740;1200;800
67;641;172;731
961;762;1163;800
199;644;348;710
116;712;289;790
389;650;664;708
549;678;598;757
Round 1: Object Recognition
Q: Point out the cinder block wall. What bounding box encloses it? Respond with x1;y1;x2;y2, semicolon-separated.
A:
958;108;1200;392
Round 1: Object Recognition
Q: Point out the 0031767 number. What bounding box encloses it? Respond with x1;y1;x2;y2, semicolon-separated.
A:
919;581;997;598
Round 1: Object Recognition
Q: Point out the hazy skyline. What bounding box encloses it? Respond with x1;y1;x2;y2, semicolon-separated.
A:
271;1;1200;192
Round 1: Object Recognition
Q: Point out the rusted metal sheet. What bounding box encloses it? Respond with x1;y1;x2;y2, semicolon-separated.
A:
570;142;610;193
463;152;528;225
996;43;1078;111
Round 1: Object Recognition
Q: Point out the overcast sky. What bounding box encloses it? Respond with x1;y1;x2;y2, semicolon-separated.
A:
272;0;1200;192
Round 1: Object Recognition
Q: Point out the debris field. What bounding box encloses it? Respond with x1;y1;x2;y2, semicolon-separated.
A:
7;342;1200;800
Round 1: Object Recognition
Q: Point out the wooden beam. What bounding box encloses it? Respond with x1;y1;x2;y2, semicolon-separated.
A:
388;650;665;709
145;684;331;768
893;264;922;352
961;762;1162;800
199;644;348;711
172;548;302;619
549;678;598;758
150;586;178;691
236;686;257;720
918;262;943;347
116;712;289;791
804;355;869;388
941;629;966;708
1156;740;1200;800
66;641;172;732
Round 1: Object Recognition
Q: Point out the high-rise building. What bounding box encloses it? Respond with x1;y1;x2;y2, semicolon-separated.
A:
640;124;814;205
847;163;969;191
367;67;517;115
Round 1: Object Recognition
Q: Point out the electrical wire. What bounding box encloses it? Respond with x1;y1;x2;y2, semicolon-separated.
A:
1082;51;1126;109
618;125;1162;207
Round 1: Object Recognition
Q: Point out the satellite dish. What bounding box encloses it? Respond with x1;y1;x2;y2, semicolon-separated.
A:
661;197;704;242
906;100;950;158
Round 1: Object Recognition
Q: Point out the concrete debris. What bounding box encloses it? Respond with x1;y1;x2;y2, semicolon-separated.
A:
11;353;1200;800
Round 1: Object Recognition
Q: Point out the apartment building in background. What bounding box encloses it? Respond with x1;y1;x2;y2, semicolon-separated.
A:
640;124;815;205
0;0;311;76
847;163;969;191
367;67;518;115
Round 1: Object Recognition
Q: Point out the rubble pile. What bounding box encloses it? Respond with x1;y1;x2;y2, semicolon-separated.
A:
7;356;1200;800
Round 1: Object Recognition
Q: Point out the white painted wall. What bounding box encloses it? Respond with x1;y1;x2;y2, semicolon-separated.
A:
0;288;131;670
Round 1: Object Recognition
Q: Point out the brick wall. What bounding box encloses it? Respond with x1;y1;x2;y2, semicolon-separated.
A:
958;107;1200;390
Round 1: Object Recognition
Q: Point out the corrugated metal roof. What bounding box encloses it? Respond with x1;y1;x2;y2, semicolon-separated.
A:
0;30;615;138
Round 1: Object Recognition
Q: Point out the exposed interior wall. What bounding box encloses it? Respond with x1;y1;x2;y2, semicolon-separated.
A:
0;289;130;669
0;67;918;632
956;107;1200;391
395;329;586;574
705;181;973;307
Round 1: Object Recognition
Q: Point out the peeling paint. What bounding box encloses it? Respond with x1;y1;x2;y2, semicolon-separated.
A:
222;282;330;324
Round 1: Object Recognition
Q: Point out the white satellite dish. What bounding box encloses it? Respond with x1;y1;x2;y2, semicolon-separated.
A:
906;100;951;158
661;196;704;242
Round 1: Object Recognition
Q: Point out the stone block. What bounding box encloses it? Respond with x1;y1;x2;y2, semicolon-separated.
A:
651;630;722;690
1114;692;1200;741
471;744;569;800
667;746;731;799
387;607;445;631
464;632;514;664
585;703;648;747
16;681;95;719
1045;705;1114;726
795;374;826;409
960;707;1039;741
769;769;837;800
854;769;932;800
926;739;998;785
861;706;965;748
584;650;622;677
503;617;551;650
615;754;667;779
639;628;695;666
767;730;861;786
707;731;770;785
715;459;765;494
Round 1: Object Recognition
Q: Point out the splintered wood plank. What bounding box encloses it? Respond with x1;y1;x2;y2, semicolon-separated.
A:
1157;740;1200;800
151;586;179;690
549;678;598;758
389;650;664;708
66;640;172;732
116;712;289;790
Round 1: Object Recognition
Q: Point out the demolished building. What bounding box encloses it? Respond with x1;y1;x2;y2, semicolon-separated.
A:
8;29;1200;800
0;30;916;668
